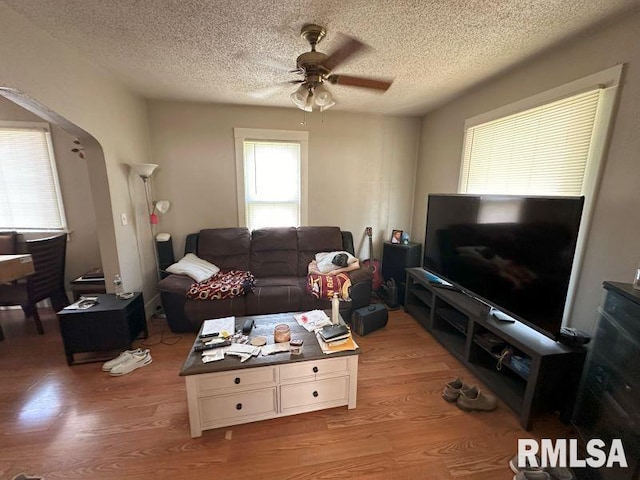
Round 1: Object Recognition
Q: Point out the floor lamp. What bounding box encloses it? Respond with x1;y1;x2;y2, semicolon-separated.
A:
131;163;167;283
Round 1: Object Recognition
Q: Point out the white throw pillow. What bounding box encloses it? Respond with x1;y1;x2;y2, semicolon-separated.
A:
314;251;358;274
166;253;220;283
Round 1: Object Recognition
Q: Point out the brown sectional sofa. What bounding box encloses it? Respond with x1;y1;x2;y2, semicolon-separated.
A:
157;226;373;332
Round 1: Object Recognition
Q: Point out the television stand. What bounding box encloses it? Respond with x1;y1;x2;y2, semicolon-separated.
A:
404;267;586;430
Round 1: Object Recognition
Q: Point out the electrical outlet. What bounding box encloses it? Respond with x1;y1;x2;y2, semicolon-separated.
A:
120;213;128;226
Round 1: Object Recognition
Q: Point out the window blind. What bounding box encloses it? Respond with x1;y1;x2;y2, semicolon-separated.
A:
0;124;67;230
460;89;602;195
243;141;301;230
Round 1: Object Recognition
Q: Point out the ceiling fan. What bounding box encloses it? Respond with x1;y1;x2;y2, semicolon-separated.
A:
288;24;392;112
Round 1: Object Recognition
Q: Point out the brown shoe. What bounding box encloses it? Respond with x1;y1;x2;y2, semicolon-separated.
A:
456;385;498;411
442;377;470;402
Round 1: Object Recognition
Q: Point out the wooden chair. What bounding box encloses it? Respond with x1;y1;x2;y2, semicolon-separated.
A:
0;234;69;334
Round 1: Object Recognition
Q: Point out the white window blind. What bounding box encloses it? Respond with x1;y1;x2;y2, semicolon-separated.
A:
243;141;301;230
460;89;602;195
0;123;67;231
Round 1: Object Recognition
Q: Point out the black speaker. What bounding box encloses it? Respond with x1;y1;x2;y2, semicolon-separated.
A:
156;233;175;279
381;241;421;305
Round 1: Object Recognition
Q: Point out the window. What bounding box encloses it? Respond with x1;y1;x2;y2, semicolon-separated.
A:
0;121;67;231
458;65;623;323
460;89;601;195
234;128;308;231
459;65;622;199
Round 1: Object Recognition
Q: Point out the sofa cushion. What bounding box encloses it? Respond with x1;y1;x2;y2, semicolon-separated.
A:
198;228;251;271
245;283;301;315
250;227;298;277
296;226;344;276
254;276;300;288
166;253;219;282
184;297;246;330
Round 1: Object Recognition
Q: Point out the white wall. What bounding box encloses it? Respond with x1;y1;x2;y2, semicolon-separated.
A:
413;10;640;332
0;96;102;286
0;3;156;307
147;101;421;260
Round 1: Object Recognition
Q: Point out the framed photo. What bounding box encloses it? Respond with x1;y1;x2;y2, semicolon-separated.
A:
391;229;403;244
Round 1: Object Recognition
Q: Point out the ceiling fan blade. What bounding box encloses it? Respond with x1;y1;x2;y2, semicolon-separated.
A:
321;35;367;72
327;74;392;91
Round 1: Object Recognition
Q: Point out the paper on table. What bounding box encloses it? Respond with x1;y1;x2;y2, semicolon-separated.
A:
294;310;332;332
201;316;235;337
201;349;225;362
316;332;359;354
261;342;290;355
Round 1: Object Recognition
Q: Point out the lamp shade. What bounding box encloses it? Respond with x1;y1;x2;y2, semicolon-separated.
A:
290;85;309;109
314;85;333;107
131;163;159;178
154;200;171;214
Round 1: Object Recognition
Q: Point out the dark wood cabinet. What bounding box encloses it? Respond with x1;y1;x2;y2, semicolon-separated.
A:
572;282;640;480
404;267;586;430
381;241;421;305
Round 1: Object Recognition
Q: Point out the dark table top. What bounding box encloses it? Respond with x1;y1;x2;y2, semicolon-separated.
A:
179;311;361;376
57;292;142;315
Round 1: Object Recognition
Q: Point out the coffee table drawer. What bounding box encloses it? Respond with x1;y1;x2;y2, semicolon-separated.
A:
199;388;277;423
280;357;348;382
196;367;277;395
281;377;349;410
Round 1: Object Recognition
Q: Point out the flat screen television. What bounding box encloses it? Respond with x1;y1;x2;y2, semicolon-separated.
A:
423;194;584;340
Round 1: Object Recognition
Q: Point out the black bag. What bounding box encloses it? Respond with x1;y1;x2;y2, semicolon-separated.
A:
378;278;398;308
351;303;388;336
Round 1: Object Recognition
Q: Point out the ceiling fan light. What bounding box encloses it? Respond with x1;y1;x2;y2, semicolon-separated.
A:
314;85;333;107
304;91;315;111
290;85;309;109
320;99;336;112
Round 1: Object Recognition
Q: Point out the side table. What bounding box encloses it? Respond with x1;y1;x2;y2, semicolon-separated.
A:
57;293;148;365
69;268;106;301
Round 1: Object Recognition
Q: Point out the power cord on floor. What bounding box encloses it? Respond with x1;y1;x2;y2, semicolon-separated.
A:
138;314;182;347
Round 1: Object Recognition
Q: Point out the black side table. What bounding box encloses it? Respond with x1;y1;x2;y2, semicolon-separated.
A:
57;293;147;365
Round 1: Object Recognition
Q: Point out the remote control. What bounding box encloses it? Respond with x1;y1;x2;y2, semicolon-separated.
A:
194;340;231;352
242;318;255;335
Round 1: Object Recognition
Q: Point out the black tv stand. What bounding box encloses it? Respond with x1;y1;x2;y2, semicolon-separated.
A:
404;267;586;430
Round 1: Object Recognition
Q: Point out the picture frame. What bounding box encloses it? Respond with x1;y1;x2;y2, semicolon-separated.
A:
391;229;403;244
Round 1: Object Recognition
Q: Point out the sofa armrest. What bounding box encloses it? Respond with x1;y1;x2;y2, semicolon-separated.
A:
157;274;195;333
347;267;373;310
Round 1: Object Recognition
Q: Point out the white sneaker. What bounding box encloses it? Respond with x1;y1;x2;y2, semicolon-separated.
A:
109;349;152;376
102;349;144;372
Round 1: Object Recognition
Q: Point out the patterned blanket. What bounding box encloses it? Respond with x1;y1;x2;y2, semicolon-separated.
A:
187;270;255;300
307;272;352;301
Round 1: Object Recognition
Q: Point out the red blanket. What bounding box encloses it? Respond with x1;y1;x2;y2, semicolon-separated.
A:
307;272;351;300
187;270;255;300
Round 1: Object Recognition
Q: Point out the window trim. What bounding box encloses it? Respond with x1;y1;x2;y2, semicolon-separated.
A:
458;65;623;326
0;120;69;232
234;128;308;229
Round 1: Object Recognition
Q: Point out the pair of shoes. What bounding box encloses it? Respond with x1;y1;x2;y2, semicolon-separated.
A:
456;385;498;411
513;472;550;480
442;377;471;402
510;454;543;474
102;348;152;376
12;474;42;480
510;454;575;480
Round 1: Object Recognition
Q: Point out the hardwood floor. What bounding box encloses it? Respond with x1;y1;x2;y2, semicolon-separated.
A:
0;306;572;480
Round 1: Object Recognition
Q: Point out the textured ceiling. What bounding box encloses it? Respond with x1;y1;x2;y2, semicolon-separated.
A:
3;0;638;115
